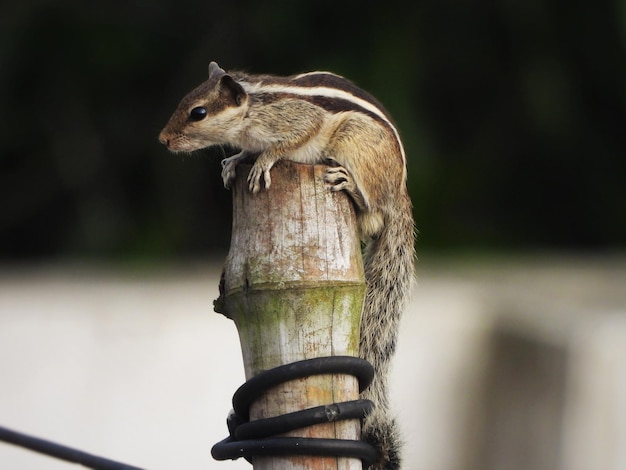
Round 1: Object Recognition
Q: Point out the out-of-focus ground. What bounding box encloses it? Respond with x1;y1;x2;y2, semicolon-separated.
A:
0;256;624;470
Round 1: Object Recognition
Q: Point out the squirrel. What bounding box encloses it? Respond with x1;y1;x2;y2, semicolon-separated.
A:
159;61;415;470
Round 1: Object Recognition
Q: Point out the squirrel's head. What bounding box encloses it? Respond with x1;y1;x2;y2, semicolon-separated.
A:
159;61;249;152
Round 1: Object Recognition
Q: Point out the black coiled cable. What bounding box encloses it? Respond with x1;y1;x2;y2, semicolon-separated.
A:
211;356;378;467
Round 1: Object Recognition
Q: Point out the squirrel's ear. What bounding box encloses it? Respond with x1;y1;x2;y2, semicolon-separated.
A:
208;61;225;78
219;75;247;106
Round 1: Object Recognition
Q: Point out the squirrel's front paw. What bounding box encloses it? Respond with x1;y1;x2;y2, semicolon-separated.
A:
247;161;272;194
221;152;246;189
222;151;260;189
247;152;282;193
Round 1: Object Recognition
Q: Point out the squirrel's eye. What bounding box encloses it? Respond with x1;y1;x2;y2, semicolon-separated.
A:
189;107;207;121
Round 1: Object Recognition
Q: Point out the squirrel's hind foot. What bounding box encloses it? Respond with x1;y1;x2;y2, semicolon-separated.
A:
324;165;367;212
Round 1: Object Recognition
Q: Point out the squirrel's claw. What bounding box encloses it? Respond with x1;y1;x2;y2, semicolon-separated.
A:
324;165;368;211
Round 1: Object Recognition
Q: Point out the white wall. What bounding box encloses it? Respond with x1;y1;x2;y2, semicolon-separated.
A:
0;258;624;470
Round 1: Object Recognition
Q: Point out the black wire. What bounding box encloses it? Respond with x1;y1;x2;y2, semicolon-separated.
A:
0;426;145;470
232;356;375;419
212;436;379;466
212;356;378;465
234;399;375;440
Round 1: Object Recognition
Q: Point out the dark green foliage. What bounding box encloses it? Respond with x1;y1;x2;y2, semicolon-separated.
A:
1;0;624;259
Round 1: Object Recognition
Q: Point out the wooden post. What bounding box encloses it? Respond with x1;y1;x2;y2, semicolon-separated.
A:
216;160;366;469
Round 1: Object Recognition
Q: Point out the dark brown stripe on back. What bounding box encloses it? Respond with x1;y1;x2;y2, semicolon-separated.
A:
232;71;396;125
251;92;402;154
290;73;395;123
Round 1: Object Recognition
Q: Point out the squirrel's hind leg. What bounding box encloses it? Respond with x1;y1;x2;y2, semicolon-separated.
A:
324;165;368;212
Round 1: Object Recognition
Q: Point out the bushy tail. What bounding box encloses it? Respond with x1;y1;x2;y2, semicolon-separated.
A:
359;194;415;470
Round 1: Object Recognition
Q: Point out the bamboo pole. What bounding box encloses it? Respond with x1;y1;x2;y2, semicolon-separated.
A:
216;160;366;470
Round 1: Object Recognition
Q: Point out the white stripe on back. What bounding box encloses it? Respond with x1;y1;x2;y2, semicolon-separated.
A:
242;81;406;164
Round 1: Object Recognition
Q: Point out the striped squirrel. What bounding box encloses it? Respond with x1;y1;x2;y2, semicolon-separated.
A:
159;62;415;470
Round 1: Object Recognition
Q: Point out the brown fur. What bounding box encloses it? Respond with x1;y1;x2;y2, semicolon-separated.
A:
159;62;416;469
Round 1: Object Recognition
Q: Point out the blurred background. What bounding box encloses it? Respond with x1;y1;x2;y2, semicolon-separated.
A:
0;0;625;469
2;0;624;257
